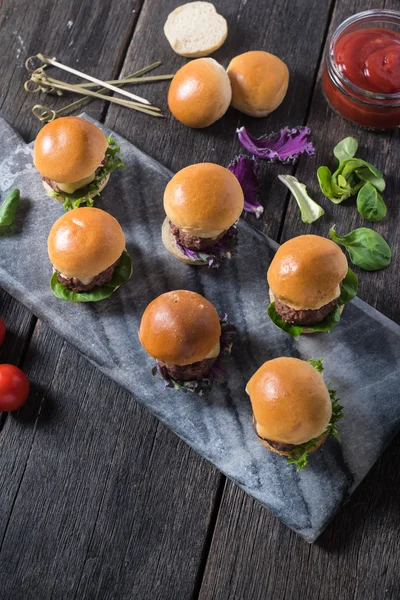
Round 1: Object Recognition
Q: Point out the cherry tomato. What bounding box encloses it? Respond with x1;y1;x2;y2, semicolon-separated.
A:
0;318;5;346
0;364;30;411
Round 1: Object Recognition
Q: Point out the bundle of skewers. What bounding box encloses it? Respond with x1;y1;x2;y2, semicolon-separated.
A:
24;53;173;122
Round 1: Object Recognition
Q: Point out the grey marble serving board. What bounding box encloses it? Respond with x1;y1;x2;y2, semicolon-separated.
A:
1;115;399;543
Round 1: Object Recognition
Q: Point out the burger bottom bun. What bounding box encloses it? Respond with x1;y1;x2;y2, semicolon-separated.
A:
268;289;344;335
42;174;110;204
161;217;207;266
259;433;327;457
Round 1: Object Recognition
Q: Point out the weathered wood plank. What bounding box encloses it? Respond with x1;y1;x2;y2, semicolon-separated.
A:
198;1;400;599
0;0;144;142
0;322;222;600
106;0;335;240
0;289;35;366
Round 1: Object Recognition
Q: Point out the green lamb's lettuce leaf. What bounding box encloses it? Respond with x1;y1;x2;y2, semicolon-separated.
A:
50;250;132;302
268;303;341;337
287;358;344;470
0;189;20;226
338;268;358;304
46;136;124;211
330;225;391;271
356;182;387;222
333;136;358;164
278;174;324;223
267;268;357;338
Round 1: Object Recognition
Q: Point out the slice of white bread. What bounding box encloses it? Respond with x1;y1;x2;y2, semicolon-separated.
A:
164;2;228;58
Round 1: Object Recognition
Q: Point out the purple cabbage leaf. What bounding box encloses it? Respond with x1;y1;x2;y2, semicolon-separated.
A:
177;226;238;268
227;155;263;218
237;126;315;164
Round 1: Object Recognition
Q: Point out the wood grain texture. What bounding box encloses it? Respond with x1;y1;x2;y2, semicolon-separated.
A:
0;0;144;142
0;289;35;366
106;0;335;240
199;1;400;599
0;322;221;600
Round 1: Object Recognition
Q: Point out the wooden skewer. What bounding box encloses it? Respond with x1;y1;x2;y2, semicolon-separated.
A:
35;53;151;105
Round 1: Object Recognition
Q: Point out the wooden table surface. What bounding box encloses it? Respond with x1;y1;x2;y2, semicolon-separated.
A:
0;1;399;598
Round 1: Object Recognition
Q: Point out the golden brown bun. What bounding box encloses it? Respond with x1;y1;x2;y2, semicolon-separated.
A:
139;290;221;365
168;58;232;128
164;163;244;234
258;432;327;456
246;357;332;445
34;117;108;183
161;217;208;265
42;174;110;204
227;51;289;117
268;290;345;335
48;207;125;279
267;235;348;310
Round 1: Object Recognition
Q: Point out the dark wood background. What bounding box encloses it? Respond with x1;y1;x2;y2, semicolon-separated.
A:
0;0;399;598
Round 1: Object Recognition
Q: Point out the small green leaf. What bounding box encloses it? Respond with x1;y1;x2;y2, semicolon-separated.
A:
355;167;386;193
356;182;387;222
339;268;358;304
308;358;324;372
278;174;324;223
330;225;391;271
50;250;132;302
267;302;303;337
267;302;342;337
333;137;358;163
0;189;20;227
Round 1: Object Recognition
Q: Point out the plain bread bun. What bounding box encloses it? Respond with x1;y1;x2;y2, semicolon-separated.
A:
227;51;289;117
139;290;221;366
34;116;108;183
267;235;348;310
164;2;227;58
246;357;332;445
168;58;232;128
48;207;125;279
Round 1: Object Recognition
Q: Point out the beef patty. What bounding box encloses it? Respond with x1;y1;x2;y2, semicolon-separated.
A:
274;295;340;326
169;221;226;251
56;256;120;293
157;355;217;382
42;156;107;193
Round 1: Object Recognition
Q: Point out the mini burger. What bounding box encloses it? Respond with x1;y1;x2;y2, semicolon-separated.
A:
267;234;358;336
48;207;132;302
139;290;235;393
34;116;123;210
246;357;343;470
162;163;244;267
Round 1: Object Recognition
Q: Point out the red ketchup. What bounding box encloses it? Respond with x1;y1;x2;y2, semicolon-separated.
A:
323;27;400;128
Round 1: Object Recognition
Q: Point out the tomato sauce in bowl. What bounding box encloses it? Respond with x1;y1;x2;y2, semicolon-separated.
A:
323;11;400;129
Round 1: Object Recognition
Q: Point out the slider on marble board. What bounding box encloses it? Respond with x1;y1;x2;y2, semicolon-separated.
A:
48;207;132;302
33;116;123;211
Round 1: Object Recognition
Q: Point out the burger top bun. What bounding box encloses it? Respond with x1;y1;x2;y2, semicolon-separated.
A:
267;235;348;310
139;290;221;366
164;2;228;58
34;116;108;183
246;357;332;445
168;58;232;128
227;51;289;117
48;207;125;279
164;163;244;236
